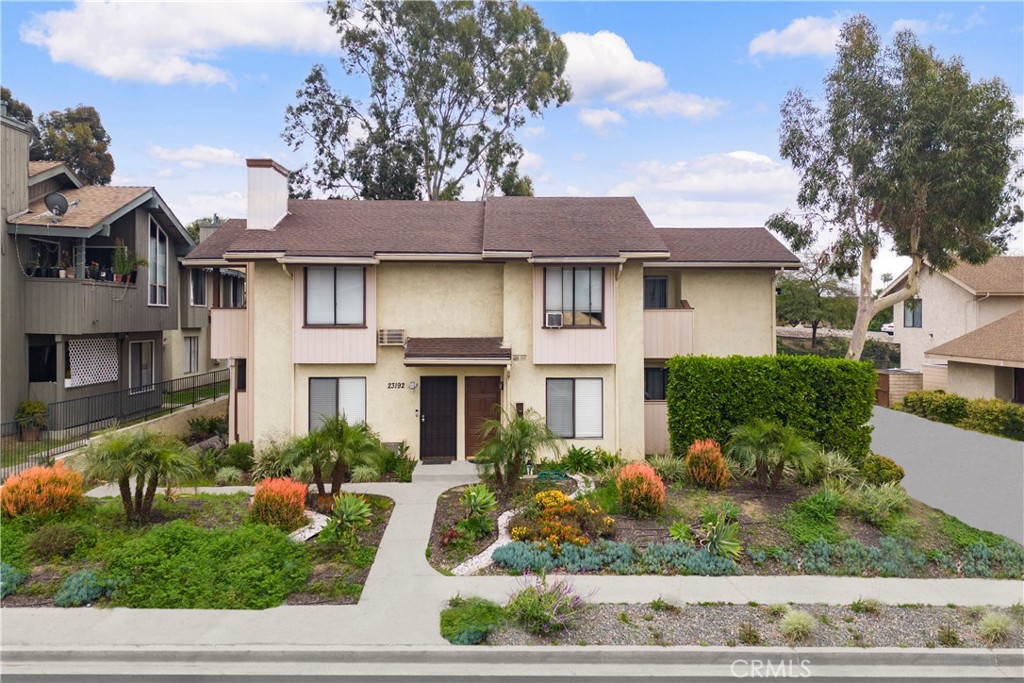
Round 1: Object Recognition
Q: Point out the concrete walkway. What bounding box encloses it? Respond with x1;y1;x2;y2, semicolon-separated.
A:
5;460;1023;652
871;407;1024;544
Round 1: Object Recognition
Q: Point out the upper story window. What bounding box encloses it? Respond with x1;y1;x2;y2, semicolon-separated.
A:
644;276;668;309
148;218;168;306
190;270;207;307
903;298;922;328
224;274;245;308
305;266;365;326
544;267;604;327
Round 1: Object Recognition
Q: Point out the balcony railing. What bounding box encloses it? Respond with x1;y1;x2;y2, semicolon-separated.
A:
1;369;229;481
211;307;248;359
643;308;694;359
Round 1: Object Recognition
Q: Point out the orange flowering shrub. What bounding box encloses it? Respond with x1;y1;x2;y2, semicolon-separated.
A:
615;462;665;518
248;477;308;530
511;489;614;554
1;462;84;518
684;439;730;490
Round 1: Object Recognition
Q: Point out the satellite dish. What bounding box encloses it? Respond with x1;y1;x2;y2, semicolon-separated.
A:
44;192;69;217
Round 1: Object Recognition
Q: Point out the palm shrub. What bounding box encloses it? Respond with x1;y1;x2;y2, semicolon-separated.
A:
288;416;389;496
725;419;818;490
683;439;730;490
83;429;198;522
475;408;562;492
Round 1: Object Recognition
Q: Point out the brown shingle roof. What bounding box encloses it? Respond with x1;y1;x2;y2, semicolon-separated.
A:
404;337;510;360
27;160;64;177
185;219;247;261
656;227;800;264
925;309;1024;365
947;257;1024;295
9;185;151;229
225;200;485;257
483;196;667;257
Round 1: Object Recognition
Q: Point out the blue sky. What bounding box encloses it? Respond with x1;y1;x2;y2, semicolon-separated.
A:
3;1;1022;280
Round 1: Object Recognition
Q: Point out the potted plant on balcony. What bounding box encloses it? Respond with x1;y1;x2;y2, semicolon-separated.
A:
87;261;100;280
114;240;148;284
24;259;40;277
15;400;48;442
61;252;76;279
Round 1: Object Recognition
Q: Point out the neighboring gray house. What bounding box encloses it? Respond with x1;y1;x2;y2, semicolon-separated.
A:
884;257;1024;389
1;110;209;422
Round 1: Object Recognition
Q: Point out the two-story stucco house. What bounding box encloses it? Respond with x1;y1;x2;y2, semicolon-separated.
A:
186;159;799;460
883;257;1023;400
1;110;216;423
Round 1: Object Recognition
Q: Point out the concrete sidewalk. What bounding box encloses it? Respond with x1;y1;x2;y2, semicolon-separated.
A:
6;461;1023;652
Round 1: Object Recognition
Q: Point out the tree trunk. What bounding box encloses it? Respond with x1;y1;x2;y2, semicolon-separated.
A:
133;473;146;521
141;474;159;519
312;464;325;497
810;320;820;347
329;460;346;496
769;461;787;489
118;477;134;521
755;459;768;489
846;244;876;361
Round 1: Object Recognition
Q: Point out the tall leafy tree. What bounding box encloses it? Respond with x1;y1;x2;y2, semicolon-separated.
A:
1;86;34;125
776;253;854;346
768;15;1022;360
284;0;570;200
33;105;115;185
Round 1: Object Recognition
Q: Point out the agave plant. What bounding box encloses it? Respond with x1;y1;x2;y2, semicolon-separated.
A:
462;484;498;518
700;512;742;561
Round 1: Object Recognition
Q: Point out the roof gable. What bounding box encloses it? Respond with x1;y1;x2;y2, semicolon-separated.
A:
925;309;1024;365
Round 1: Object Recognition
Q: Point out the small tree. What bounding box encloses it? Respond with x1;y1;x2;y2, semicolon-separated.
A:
84;430;198;522
725;420;818;490
475;408;562;492
290;415;387;496
768;15;1022;360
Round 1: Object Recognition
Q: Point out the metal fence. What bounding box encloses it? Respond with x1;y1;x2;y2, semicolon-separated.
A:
1;369;229;481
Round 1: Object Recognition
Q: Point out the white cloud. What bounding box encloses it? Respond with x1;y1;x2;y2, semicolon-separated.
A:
607;151;800;226
626;92;727;120
561;31;666;102
148;144;244;170
519;150;544;171
178;190;247;224
571;152;588;163
20;1;338;85
891;18;931;34
521;126;545;140
749;16;842;58
890;8;987;36
577;108;625;136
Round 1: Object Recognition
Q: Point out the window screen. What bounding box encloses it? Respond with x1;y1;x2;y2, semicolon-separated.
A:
309;377;367;431
545;378;603;438
306;267;364;325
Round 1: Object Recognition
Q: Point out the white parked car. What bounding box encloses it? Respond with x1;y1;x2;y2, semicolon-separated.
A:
881;322;894;335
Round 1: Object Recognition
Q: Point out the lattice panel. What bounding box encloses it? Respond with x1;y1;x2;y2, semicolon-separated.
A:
67;338;119;388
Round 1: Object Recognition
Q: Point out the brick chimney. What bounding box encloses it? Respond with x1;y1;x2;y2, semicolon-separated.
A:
246;159;289;230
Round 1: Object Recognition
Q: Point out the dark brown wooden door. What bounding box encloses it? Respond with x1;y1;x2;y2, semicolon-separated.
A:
465;376;501;460
420;376;457;459
876;371;890;407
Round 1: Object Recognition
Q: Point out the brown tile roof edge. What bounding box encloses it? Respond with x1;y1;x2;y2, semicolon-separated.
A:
9;185;153;229
655;227;801;264
183;219;248;261
925;309;1024;364
947;256;1024;295
404;337;511;359
27;160;64;176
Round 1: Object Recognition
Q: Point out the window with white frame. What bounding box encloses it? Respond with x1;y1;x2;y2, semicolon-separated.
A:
545;378;602;438
305;267;364;326
129;340;154;392
308;377;367;431
544;267;604;327
190;270;207;307
148;218;168;306
184;336;199;374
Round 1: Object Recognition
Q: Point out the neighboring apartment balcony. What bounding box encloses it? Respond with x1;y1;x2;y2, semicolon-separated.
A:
643;308;694;359
211;307;248;359
22;276;174;335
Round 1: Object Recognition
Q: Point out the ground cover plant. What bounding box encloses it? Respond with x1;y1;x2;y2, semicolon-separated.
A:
1;483;394;608
434;439;1023;579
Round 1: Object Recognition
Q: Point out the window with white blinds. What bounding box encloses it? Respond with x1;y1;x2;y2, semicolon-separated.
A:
308;377;367;431
545;378;603;438
305;267;364;325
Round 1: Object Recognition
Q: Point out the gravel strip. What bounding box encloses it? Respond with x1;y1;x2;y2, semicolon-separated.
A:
487;603;1024;648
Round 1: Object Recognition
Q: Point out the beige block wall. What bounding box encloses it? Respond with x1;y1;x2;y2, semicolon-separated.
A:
948;361;1016;401
677;269;777;356
377;262;504;337
882;371;923;407
249;261;294;445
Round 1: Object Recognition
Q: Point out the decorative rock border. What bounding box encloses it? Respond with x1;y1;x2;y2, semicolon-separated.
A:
451;473;594;575
289;509;332;543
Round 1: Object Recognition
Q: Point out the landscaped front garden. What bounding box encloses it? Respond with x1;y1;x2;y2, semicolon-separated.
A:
428;356;1024;580
1;415;408;608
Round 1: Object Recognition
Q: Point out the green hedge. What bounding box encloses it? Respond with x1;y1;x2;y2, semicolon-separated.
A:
666;355;876;464
898;391;1024;441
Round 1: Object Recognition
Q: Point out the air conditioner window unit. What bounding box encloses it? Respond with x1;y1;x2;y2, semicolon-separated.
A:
545;312;563;328
377;329;406;345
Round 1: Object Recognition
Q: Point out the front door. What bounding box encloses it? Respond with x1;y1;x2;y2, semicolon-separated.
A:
465;376;501;460
420;376;457;460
